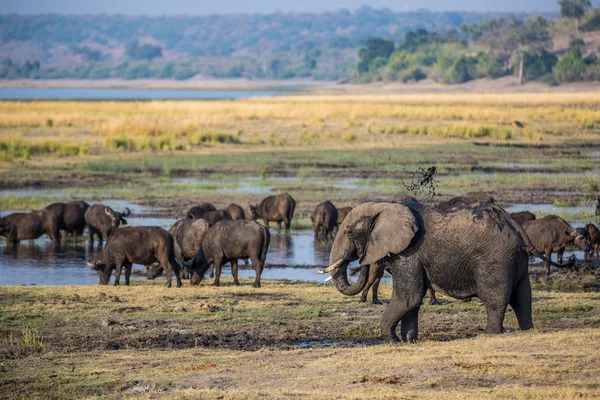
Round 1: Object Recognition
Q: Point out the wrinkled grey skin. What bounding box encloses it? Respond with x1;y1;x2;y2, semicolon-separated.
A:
87;226;181;287
0;210;61;245
146;219;212;280
84;205;130;244
585;224;600;258
522;215;590;276
45;200;90;237
226;203;246;220
311;200;338;241
189;220;270;288
436;194;494;211
248;193;296;230
510;211;536;225
328;202;535;342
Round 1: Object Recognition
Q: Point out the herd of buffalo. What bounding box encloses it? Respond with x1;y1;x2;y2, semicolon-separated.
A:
1;191;599;341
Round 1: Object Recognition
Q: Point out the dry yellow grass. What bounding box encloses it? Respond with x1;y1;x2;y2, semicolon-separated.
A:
1;92;599;160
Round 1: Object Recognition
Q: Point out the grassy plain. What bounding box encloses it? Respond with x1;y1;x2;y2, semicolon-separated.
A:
1;92;599;222
1;274;600;399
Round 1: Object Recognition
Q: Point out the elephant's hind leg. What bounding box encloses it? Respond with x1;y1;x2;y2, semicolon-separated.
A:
510;276;533;331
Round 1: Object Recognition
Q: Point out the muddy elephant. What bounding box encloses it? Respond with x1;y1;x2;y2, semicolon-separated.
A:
0;210;61;245
188;220;270;288
84;205;130;244
88;226;181;287
311;201;338;240
147;219;212;280
586;223;600;258
522;215;589;276
249;193;296;230
319;201;548;342
226;203;246;220
437;194;494;211
45;200;90;237
510;211;536;225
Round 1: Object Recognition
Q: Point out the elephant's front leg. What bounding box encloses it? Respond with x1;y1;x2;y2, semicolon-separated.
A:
380;261;425;342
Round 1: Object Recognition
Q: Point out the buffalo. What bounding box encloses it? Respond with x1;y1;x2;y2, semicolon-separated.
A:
45;200;89;237
0;210;61;245
511;211;536;225
188;209;232;224
311;200;338;240
84;205;130;244
186;203;216;218
248;193;296;230
188;220;270;288
585;223;600;258
88;226;181;287
336;206;353;226
226;203;246;220
522;215;589;275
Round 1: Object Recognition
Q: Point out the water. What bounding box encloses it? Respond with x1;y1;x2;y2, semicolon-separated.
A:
505;203;595;215
0;212;334;285
0;88;279;100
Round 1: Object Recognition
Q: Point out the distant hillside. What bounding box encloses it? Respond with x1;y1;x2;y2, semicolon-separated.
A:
0;8;554;81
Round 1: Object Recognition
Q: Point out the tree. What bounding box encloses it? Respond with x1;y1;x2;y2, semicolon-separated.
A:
558;0;592;32
493;16;552;85
356;38;395;75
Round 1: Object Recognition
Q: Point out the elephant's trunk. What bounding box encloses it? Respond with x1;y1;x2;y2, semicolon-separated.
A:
331;259;370;296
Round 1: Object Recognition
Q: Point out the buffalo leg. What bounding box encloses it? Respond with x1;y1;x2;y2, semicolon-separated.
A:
557;247;565;265
231;260;240;286
428;288;440;305
124;263;132;286
114;261;123;286
250;255;262;288
277;222;282;230
545;249;552;276
209;264;215;278
213;259;223;287
370;266;386;305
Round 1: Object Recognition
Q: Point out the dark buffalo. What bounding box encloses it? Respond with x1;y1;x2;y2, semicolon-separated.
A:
311;201;338;240
188;209;232;224
248;193;296;230
0;210;60;245
85;205;130;244
226;203;246;220
147;219;212;279
336;206;353;226
510;211;536;225
522;215;589;275
437;194;494;211
585;224;600;258
45;200;90;237
87;226;181;287
596;196;600;217
186;203;216;218
188;220;270;288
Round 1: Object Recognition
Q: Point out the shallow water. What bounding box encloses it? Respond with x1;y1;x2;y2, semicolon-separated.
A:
505;203;595;215
0;88;279;100
0;212;334;285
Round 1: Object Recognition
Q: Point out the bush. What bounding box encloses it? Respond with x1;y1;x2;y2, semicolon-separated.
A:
581;8;600;32
444;56;477;84
554;51;586;82
522;49;557;81
401;68;427;82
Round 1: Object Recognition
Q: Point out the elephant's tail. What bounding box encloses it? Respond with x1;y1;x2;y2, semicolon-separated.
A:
502;206;576;269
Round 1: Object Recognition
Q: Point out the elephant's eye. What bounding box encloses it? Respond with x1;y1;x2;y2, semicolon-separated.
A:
346;227;354;237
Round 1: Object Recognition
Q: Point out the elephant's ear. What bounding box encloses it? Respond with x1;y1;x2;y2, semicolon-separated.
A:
360;203;418;266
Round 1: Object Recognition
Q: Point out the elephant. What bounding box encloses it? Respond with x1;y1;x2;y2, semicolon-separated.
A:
311;200;338;240
436;194;494;211
319;201;556;343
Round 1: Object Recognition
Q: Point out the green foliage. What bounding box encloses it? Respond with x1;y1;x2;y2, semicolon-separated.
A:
444;56;478;84
126;41;163;61
581;8;600;32
4;328;45;357
522;49;558;80
357;38;395;75
554;41;587;82
558;0;592;20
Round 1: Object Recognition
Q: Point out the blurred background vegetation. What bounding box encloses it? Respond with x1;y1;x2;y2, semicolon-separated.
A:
0;1;599;85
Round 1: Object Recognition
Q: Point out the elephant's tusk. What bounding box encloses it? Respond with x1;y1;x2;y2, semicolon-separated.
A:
324;276;333;282
317;259;344;274
87;261;96;269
